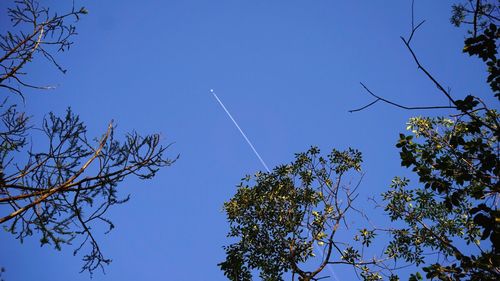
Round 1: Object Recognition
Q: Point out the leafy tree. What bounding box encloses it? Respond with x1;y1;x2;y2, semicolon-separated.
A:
220;147;394;281
384;47;499;281
363;1;499;280
0;0;175;274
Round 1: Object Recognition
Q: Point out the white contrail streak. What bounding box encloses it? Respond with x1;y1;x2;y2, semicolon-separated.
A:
211;89;338;281
211;89;271;173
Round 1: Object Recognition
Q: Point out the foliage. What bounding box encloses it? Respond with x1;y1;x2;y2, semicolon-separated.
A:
452;0;499;98
220;147;392;281
463;22;500;99
0;0;175;274
451;0;499;37
384;114;498;280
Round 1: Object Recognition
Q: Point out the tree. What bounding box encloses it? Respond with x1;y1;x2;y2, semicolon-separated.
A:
353;1;499;280
0;0;176;274
219;147;395;281
383;30;499;281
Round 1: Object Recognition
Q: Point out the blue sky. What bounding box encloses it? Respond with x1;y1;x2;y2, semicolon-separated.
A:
0;0;495;280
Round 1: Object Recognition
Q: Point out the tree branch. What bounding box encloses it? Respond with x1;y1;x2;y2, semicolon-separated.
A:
350;83;455;113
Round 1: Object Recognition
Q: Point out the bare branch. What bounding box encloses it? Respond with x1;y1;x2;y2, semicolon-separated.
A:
350;83;455;113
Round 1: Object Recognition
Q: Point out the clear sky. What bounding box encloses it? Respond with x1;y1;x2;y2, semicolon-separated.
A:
0;0;495;280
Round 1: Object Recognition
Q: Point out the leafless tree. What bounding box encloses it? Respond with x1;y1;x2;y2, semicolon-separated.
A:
0;0;88;98
0;0;176;274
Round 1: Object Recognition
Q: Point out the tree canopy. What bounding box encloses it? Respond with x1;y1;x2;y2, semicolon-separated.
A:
220;147;394;281
220;0;499;280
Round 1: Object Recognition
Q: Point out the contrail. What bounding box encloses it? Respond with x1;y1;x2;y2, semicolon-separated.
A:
211;89;338;281
211;89;271;173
